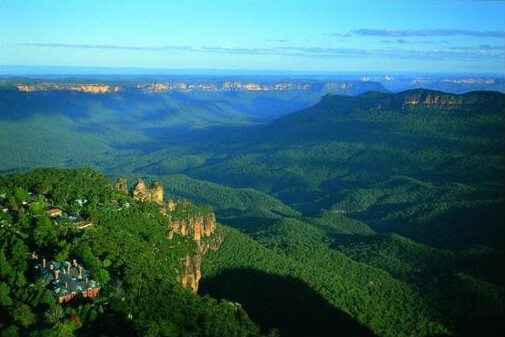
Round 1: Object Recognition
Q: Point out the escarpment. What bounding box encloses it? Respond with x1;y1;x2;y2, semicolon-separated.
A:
114;178;221;292
322;89;505;113
167;208;217;243
14;80;383;94
16;83;118;93
395;90;505;111
163;199;222;292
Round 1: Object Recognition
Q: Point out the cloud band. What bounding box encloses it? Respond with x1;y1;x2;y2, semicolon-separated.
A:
17;41;504;61
352;28;505;38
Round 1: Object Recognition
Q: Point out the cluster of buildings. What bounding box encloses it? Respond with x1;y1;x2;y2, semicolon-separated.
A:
1;191;107;304
45;207;93;229
31;253;100;304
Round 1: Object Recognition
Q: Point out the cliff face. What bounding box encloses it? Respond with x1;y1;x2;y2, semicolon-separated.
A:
178;254;202;293
397;90;484;110
169;211;217;242
163;199;222;292
16;84;116;93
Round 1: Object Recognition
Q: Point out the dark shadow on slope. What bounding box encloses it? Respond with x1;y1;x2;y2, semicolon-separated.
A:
200;268;376;337
352;200;505;249
214;212;278;235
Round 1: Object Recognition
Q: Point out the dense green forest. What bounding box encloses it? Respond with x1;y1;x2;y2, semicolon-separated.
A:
3;169;502;337
201;218;503;337
1;87;504;336
0;169;259;336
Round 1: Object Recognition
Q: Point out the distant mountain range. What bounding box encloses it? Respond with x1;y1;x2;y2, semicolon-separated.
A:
2;74;504;94
4;78;385;94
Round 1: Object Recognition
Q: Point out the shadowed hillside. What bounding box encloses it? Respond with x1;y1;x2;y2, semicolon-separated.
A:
201;269;376;337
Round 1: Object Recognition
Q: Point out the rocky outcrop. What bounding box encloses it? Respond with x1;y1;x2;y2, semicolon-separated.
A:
132;179;148;200
169;211;217;242
15;85;37;92
178;254;202;293
395;90;505;112
132;179;163;204
113;177;128;194
400;91;467;109
166;199;176;212
113;177;163;203
150;182;164;204
163;199;222;292
16;83;113;93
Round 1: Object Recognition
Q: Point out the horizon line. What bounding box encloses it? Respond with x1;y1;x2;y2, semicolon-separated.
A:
1;64;503;77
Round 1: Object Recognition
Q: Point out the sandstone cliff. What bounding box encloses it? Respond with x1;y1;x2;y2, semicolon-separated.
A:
163;199;222;292
393;90;504;111
399;91;473;109
16;83;113;93
178;254;202;293
168;210;217;242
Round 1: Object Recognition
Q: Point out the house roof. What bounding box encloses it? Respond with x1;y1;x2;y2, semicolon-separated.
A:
46;208;62;216
74;220;92;229
33;259;100;299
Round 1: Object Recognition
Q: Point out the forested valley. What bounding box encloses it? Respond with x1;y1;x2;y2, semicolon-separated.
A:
1;81;504;336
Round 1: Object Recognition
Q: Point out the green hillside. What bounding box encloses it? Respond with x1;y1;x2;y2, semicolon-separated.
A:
202;219;503;337
0;87;319;173
202;225;448;337
156;174;300;231
188;90;503;194
0;168;259;336
184;90;504;247
1;88;504;336
156;174;299;216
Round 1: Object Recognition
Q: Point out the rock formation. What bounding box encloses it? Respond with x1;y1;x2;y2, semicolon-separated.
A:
163;199;222;292
178;254;202;293
113;177;128;194
111;179;220;292
150;182;164;204
166;199;176;212
399;91;467;109
169;212;217;242
132;179;148;200
132;179;164;204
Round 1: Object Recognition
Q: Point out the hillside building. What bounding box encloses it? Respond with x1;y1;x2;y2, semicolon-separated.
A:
32;256;100;303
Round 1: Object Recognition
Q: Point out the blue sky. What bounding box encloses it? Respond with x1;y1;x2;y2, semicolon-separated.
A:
1;0;504;74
